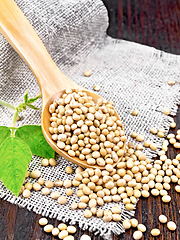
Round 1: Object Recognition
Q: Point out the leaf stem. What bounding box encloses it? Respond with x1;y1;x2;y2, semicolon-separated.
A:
11;110;18;137
0;99;16;110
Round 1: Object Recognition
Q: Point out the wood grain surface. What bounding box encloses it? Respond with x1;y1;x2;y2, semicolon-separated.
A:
1;0;180;239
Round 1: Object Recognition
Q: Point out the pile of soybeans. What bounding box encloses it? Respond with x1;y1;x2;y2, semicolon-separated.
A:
21;88;180;239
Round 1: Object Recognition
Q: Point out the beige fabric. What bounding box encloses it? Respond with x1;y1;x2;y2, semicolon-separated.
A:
0;0;180;238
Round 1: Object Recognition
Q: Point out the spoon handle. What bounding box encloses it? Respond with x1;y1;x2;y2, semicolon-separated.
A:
0;0;78;104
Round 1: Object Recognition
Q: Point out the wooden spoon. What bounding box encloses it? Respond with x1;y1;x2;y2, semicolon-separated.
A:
0;0;125;169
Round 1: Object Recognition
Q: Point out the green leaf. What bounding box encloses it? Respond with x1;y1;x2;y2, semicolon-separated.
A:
26;103;39;110
24;90;28;104
27;93;41;104
0;137;32;196
15;125;55;159
0;126;11;145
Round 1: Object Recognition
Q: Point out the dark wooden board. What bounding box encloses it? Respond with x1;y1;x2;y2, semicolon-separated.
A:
1;0;180;239
103;0;180;54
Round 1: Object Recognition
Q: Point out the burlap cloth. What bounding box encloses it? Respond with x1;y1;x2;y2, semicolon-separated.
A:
0;0;180;239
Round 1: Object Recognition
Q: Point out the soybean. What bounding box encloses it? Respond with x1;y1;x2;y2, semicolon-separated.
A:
133;231;143;240
151;229;160;236
39;218;48;226
44;224;54;233
159;215;167;223
167;221;176;231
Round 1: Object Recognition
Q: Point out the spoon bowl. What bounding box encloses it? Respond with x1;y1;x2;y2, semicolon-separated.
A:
42;89;126;169
0;0;125;168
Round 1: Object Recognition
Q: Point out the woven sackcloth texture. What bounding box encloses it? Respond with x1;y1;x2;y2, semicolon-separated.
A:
1;0;180;239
